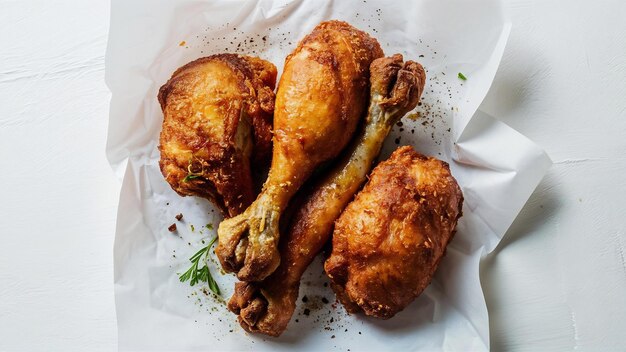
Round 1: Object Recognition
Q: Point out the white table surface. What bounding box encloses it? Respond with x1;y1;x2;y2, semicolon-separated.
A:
1;0;624;351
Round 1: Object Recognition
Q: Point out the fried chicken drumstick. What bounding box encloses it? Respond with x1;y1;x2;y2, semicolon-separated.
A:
217;21;383;281
325;146;463;319
158;54;276;217
228;54;426;336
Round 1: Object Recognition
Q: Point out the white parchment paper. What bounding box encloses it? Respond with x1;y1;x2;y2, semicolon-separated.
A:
105;0;551;350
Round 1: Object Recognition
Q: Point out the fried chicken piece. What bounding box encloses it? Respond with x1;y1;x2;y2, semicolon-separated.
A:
228;54;426;336
217;20;383;281
158;54;276;217
325;146;463;319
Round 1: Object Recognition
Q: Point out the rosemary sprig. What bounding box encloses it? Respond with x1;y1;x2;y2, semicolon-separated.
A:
179;236;221;295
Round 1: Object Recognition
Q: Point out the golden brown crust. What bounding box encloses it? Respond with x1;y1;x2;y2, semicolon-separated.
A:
324;146;464;319
273;20;384;162
226;54;427;337
216;21;383;282
370;54;426;114
158;54;277;217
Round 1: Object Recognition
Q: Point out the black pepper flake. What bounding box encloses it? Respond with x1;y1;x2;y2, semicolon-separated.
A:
304;308;310;316
302;296;308;303
394;137;400;144
322;297;329;304
323;282;328;287
168;223;177;232
331;335;335;339
175;213;183;221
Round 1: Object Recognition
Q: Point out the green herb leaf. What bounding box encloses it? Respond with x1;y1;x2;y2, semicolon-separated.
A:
458;72;467;81
183;174;200;182
188;245;207;262
179;265;194;283
208;273;221;296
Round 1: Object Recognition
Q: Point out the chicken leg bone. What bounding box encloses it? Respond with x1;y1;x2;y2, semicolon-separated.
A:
216;21;384;282
228;54;426;336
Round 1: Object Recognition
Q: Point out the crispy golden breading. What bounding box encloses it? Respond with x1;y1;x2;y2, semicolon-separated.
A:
325;146;463;319
158;54;276;217
227;54;426;336
216;21;384;282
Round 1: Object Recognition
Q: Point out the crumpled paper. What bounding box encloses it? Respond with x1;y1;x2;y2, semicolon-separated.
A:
105;0;551;350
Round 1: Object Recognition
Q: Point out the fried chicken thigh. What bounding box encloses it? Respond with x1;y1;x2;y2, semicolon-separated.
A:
217;21;383;281
325;146;463;319
228;54;426;336
158;54;276;217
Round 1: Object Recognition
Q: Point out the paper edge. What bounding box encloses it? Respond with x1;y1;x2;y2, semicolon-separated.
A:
103;1;557;350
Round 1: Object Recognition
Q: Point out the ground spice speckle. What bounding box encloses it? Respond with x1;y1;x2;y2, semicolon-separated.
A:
168;12;462;339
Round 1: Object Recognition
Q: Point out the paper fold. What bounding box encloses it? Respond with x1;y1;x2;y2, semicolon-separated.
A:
106;1;550;350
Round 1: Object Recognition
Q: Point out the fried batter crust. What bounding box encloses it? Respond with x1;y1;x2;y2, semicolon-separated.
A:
227;54;426;337
158;54;276;217
325;146;464;319
216;21;384;282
